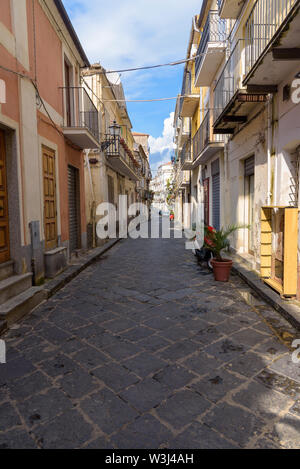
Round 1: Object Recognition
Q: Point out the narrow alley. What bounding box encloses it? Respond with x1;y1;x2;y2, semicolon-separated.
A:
0;233;300;449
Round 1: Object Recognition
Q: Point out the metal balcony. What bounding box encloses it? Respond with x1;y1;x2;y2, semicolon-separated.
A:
177;118;191;150
179;71;200;118
213;40;268;134
60;87;100;149
218;0;245;19
178;170;190;190
195;11;227;87
193;111;224;167
105;135;140;181
180;140;193;170
244;0;300;87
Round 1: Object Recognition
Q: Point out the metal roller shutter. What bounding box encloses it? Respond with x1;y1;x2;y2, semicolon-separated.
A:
244;155;255;177
212;159;220;230
68;165;81;254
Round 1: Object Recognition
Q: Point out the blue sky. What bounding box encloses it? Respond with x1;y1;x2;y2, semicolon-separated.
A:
63;0;202;172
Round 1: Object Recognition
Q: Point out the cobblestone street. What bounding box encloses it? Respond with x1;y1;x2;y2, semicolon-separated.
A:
1;233;300;449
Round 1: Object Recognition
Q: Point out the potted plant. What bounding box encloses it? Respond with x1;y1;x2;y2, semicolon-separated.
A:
204;224;248;282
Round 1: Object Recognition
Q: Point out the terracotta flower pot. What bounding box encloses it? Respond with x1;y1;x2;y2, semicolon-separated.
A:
211;258;233;282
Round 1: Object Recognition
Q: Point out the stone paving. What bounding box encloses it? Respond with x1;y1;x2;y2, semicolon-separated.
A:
0;232;300;449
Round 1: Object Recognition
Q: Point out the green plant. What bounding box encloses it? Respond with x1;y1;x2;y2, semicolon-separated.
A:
204;224;249;261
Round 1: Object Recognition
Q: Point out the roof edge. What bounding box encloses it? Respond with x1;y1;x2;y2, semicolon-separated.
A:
53;0;90;67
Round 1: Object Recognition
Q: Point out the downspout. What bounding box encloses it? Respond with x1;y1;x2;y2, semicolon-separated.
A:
224;141;228;224
193;16;201;34
267;94;273;205
85;150;96;248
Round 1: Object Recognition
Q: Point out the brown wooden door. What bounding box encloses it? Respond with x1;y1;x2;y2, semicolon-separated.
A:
43;146;57;251
0;130;10;263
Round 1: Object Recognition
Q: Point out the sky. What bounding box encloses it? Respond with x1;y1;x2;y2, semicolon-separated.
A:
63;0;202;173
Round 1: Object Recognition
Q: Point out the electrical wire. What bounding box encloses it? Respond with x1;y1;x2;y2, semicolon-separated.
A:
103;97;178;102
90;51;218;74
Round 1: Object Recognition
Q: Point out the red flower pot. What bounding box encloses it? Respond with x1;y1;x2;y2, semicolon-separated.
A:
211;259;233;282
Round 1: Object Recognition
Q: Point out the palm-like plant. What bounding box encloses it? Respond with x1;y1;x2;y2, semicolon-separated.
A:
204;224;249;261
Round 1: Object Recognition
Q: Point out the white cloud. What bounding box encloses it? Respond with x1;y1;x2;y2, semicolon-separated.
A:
148;112;175;154
64;0;201;69
151;152;173;173
149;112;175;172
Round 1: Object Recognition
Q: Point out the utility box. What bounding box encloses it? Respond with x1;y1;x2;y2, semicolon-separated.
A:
261;206;298;297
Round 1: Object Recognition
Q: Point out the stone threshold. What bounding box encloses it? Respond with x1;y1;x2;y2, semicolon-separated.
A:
228;252;300;331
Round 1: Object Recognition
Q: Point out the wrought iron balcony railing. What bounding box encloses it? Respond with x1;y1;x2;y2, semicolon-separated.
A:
180;140;192;165
105;135;138;172
193;111;224;160
60;86;99;141
244;0;298;78
195;11;227;78
213;40;244;124
179;71;192;114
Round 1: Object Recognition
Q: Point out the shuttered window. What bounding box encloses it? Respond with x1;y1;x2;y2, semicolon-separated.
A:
108;175;114;205
212;159;220;230
244;155;255;177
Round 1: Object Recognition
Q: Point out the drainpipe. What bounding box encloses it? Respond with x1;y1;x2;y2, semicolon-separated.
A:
267;94;273;206
224;141;229;224
85;150;96;248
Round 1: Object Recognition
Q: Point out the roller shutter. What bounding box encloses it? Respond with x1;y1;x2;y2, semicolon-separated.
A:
68;165;81;254
212;159;220;230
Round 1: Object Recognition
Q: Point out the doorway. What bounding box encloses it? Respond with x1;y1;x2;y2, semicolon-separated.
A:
0;130;10;263
43;146;58;251
244;156;255;255
203;178;209;226
68;165;81;254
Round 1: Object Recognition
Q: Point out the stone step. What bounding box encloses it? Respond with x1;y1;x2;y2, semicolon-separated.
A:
0;260;14;281
0;287;46;326
0;273;33;305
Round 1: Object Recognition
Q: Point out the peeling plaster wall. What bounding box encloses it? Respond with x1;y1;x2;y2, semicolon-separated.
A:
225;108;268;268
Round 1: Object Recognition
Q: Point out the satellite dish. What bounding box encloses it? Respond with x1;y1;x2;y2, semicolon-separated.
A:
106;72;121;86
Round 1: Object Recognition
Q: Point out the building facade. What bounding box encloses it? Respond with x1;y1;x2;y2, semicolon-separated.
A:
82;66;145;244
174;0;300;299
0;0;96;318
150;162;174;213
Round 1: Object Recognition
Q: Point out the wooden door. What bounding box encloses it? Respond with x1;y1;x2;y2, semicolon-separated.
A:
43;146;57;251
0;130;10;263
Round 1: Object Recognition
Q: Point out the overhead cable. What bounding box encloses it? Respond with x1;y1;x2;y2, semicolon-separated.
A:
95;53;205;74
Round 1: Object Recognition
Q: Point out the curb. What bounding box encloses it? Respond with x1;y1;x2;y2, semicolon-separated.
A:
42;238;122;299
231;261;300;331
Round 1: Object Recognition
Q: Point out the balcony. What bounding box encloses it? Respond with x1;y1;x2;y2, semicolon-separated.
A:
105;135;140;181
195;11;227;87
61;87;99;149
180;140;193;170
218;0;245;19
177;118;191;149
243;0;300;88
213;40;268;134
179;71;200;118
193;111;224;167
179;170;191;190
